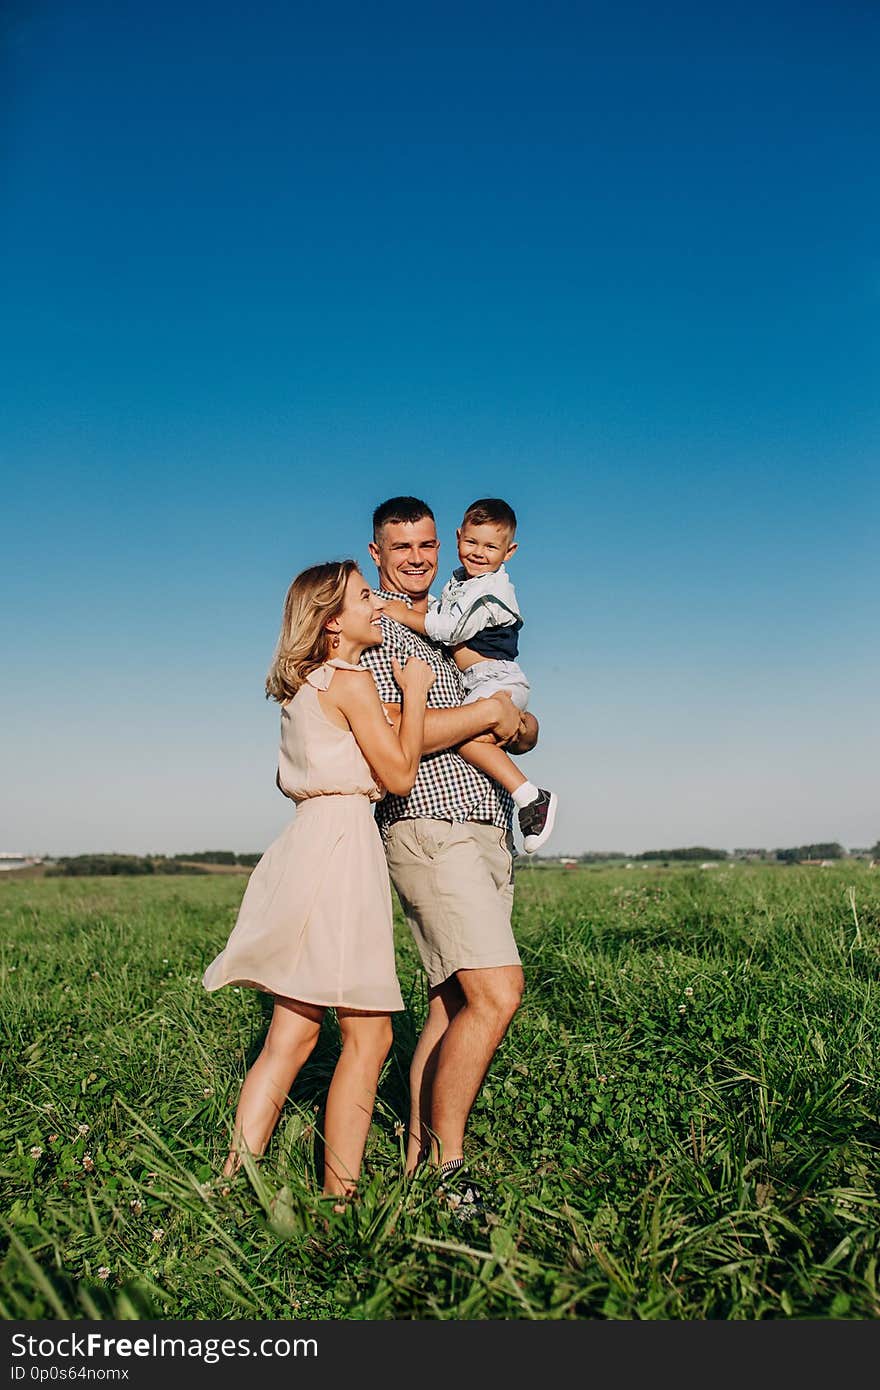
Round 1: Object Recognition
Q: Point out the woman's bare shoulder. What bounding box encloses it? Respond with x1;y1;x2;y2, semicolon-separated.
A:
329;666;379;704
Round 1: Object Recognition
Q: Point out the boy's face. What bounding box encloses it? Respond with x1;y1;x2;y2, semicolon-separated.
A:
456;521;517;579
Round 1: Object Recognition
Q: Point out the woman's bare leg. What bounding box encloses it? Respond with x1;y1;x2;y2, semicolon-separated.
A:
458;738;526;794
322;1010;393;1198
223;997;323;1177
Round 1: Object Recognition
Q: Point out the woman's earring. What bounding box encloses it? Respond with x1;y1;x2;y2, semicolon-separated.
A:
330;633;340;649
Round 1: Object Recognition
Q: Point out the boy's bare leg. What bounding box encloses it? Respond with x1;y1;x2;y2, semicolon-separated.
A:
458;738;527;794
460;727;558;855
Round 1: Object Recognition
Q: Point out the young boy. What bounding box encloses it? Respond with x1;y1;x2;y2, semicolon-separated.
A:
382;497;558;853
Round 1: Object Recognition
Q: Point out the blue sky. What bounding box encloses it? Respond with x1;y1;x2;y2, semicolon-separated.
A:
2;0;878;857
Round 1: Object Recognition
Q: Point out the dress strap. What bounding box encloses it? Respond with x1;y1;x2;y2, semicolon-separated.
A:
304;659;366;690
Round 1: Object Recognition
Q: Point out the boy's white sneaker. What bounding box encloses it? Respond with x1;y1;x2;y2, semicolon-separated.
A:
518;789;558;853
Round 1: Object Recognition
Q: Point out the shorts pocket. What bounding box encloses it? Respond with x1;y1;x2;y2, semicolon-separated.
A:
412;819;457;860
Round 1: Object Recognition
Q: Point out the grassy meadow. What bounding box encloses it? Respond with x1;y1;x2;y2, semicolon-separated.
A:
2;862;879;1320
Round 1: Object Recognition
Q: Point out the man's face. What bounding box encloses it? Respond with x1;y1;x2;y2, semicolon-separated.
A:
368;516;440;601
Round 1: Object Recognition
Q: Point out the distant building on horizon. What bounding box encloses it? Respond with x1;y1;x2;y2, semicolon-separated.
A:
0;853;44;872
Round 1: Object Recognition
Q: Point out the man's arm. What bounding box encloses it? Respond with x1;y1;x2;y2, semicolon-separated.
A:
465;709;539;753
383;692;524;754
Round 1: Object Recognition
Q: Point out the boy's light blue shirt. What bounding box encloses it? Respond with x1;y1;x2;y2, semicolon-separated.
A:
423;563;522;646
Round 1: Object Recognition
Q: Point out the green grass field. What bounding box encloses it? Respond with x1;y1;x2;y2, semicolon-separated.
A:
2;863;879;1320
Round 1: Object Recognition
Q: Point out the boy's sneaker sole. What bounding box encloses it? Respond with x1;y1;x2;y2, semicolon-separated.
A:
519;789;558;853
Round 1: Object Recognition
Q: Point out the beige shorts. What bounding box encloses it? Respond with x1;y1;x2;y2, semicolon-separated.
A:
384;818;521;987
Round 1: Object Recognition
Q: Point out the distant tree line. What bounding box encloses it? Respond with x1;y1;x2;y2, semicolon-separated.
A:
44;840;876;878
47;851;261;877
635;847;729;862
574;841;877;865
171;851;262;866
47;855;191;877
772;842;846;863
576;852;630;863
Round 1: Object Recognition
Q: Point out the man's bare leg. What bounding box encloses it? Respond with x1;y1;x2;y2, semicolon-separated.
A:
405;978;464;1172
428;964;524;1165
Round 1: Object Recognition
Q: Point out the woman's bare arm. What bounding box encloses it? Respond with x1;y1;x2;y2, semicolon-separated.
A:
328;665;431;795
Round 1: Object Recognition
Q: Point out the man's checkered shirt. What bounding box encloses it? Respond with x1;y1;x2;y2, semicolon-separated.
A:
359;588;513;839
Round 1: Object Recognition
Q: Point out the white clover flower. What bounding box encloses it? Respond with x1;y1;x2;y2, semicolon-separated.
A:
82;1153;95;1171
130;1199;144;1214
151;1228;165;1243
678;1004;687;1014
29;1145;43;1159
97;1266;110;1281
684;987;694;997
77;1123;90;1137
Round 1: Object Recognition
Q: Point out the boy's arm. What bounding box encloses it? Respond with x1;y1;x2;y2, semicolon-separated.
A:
382;598;428;634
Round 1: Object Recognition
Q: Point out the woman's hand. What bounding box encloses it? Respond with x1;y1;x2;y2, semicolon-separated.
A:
391;654;435;701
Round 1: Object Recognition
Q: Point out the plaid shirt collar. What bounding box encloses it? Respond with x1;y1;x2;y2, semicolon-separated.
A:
375;584;426;607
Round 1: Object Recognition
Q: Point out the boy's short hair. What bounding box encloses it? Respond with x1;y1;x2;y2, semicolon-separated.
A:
461;497;517;536
372;496;435;541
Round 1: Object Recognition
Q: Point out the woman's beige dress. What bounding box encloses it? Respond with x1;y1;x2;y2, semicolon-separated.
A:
202;660;404;1012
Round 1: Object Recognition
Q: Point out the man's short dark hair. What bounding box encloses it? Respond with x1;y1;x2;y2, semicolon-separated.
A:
461;497;517;535
372;496;435;542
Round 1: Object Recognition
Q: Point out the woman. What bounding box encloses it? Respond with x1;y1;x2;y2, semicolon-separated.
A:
203;560;434;1201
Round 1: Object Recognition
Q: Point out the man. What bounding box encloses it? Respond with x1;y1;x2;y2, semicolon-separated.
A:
360;496;539;1218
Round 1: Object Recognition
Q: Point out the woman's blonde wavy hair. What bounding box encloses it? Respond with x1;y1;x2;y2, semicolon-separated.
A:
265;559;360;703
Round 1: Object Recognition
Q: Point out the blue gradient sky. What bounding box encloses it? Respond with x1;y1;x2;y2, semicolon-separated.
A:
2;1;878;857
